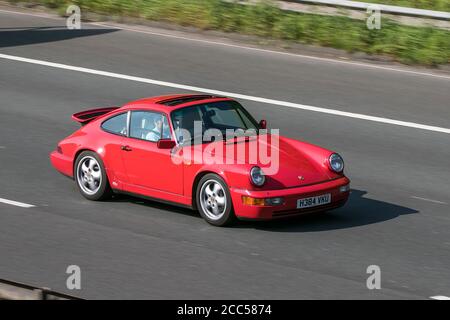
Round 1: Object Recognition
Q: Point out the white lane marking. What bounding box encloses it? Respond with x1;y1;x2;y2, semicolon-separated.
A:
0;8;449;81
411;196;447;205
430;296;450;300
0;146;5;149
91;22;450;81
0;197;35;208
1;53;450;134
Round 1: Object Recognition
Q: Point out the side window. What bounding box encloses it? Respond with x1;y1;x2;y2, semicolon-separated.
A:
171;107;203;143
130;111;171;142
101;113;128;136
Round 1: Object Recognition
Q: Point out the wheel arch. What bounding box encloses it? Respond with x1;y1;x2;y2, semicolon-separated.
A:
191;170;228;210
73;148;100;177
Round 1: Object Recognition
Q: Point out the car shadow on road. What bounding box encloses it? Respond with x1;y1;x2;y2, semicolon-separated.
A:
111;189;418;232
241;189;418;232
109;193;201;219
0;26;117;48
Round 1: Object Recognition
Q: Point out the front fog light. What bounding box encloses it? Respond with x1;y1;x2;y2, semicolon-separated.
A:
242;196;284;206
339;184;350;193
265;197;284;206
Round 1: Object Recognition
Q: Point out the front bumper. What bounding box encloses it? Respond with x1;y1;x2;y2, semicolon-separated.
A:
230;176;350;220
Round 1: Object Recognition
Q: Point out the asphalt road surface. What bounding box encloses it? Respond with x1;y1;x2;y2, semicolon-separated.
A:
0;7;449;299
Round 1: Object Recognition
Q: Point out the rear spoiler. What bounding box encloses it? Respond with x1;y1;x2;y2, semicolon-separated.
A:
72;107;119;125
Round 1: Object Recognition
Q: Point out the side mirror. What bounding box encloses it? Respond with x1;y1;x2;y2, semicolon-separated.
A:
157;139;176;149
259;119;267;129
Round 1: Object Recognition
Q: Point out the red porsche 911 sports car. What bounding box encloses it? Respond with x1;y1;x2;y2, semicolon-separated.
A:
50;94;350;226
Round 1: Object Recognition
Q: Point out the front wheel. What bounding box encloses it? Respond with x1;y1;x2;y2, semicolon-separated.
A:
196;174;236;227
75;151;112;201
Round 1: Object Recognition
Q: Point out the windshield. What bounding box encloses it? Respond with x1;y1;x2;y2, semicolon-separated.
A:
170;100;259;145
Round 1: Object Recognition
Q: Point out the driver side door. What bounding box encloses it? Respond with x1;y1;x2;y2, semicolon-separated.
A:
121;110;183;196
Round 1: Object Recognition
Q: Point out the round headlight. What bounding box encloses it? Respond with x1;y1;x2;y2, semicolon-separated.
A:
250;166;265;186
329;153;344;173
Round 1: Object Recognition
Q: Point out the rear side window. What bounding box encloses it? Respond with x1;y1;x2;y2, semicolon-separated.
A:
101;113;128;136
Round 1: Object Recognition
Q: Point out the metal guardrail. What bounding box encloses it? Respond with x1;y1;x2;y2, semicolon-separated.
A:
0;279;81;300
288;0;450;20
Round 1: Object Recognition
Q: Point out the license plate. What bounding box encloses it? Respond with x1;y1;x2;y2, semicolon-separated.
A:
297;194;331;209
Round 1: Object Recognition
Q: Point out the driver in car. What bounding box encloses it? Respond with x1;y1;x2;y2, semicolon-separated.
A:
146;115;170;142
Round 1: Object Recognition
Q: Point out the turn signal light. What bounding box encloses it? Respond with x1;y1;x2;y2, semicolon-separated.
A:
242;196;284;206
242;196;265;206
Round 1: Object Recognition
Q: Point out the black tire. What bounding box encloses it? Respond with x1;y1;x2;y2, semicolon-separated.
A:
74;151;112;201
196;173;236;227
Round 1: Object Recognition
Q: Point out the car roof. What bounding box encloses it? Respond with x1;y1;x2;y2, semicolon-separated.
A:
121;94;234;113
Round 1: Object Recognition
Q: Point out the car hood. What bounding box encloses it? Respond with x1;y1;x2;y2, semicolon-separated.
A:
197;134;336;189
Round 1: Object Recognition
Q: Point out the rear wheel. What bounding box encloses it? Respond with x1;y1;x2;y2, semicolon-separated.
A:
196;174;236;227
75;151;112;201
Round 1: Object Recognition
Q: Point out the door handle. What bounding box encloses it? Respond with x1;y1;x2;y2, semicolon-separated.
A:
121;145;132;152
